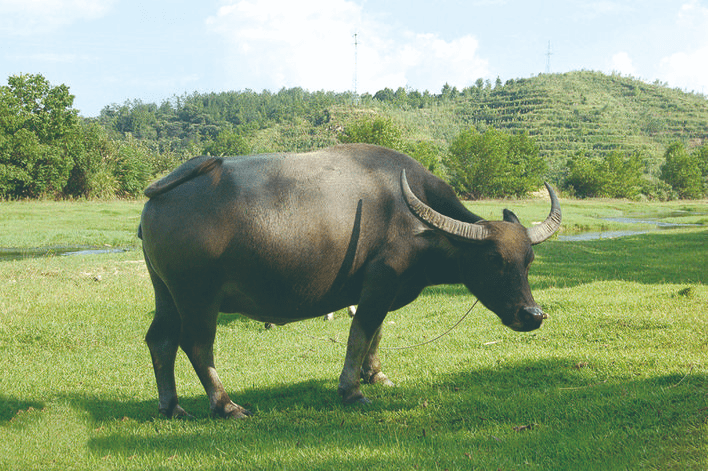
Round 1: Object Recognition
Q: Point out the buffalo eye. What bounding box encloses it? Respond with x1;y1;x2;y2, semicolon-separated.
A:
485;251;505;269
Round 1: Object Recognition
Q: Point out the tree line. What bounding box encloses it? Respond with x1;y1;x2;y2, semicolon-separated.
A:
1;73;707;200
0;74;170;199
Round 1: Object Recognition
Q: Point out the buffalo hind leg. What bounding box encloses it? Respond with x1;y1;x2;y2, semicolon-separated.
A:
145;265;189;418
178;300;251;419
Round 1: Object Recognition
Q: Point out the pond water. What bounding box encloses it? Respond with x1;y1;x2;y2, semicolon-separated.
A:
559;211;705;241
559;229;651;242
0;246;128;262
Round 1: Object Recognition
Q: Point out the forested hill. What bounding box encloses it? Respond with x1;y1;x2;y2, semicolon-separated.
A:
4;70;706;200
446;71;708;176
98;70;708;178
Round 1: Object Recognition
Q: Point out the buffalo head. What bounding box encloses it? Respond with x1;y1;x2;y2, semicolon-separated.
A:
401;171;561;332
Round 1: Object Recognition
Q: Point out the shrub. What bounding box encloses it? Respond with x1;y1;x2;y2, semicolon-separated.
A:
204;129;250;156
660;142;704;199
402;140;442;175
87;168;119;200
112;140;154;197
564;151;643;198
339;115;403;150
444;127;545;198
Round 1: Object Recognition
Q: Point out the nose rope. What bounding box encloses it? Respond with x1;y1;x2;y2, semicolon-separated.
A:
382;298;479;351
281;299;479;351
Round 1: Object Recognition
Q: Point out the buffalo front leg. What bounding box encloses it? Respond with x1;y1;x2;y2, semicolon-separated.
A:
338;310;391;404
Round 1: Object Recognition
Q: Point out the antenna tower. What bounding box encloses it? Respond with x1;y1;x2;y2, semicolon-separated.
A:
545;41;553;74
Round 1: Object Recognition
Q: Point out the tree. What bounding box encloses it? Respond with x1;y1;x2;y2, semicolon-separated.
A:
402;140;441;175
111;137;156;197
204;129;250;156
373;88;395;103
660;142;704;199
0;74;78;198
339;115;403;150
564;150;643;198
693;143;708;190
4;74;78;142
445;127;546;198
564;151;601;197
62;120;119;198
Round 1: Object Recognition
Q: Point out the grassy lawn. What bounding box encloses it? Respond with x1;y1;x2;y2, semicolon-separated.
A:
0;197;706;470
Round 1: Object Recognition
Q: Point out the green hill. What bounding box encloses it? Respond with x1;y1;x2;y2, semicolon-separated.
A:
97;70;708;182
358;71;708;180
5;71;706;200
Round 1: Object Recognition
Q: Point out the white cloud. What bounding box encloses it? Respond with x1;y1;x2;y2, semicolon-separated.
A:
0;0;115;35
660;46;708;93
610;51;635;76
658;1;708;93
386;33;488;92
206;0;489;93
207;0;361;91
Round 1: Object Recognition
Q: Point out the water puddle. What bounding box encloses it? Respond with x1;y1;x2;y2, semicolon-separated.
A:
0;246;128;262
559;230;651;242
559;210;705;242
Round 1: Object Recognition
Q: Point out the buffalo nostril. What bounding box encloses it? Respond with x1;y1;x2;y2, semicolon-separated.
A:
523;307;546;322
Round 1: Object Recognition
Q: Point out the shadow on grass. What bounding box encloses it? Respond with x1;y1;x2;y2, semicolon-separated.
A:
10;357;701;468
0;396;45;423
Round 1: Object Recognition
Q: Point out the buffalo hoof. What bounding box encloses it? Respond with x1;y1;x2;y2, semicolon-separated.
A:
352;396;372;405
161;404;193;420
365;371;395;387
338;387;371;405
215;402;252;419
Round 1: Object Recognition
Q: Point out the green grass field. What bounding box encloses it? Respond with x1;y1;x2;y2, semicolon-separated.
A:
0;198;706;470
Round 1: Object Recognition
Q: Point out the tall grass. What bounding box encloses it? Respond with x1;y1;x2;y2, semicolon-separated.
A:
0;199;705;470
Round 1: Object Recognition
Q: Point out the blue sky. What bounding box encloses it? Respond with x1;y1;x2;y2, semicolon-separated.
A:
2;0;708;116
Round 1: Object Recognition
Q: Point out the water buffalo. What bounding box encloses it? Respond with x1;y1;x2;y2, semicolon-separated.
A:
139;144;561;418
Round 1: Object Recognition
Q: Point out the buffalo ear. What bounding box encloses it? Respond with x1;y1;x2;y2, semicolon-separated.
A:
503;209;521;224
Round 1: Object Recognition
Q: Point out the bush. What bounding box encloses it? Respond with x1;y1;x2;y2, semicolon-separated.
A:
444;127;546;198
87;168;119;199
339;115;403;149
63;121;114;198
204;129;250;156
0;128;72;198
660;142;705;199
112;139;154;197
402;140;442;175
339;115;442;175
564;150;643;198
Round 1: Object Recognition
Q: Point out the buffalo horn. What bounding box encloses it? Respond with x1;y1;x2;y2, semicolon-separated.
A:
527;182;562;245
400;170;491;241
